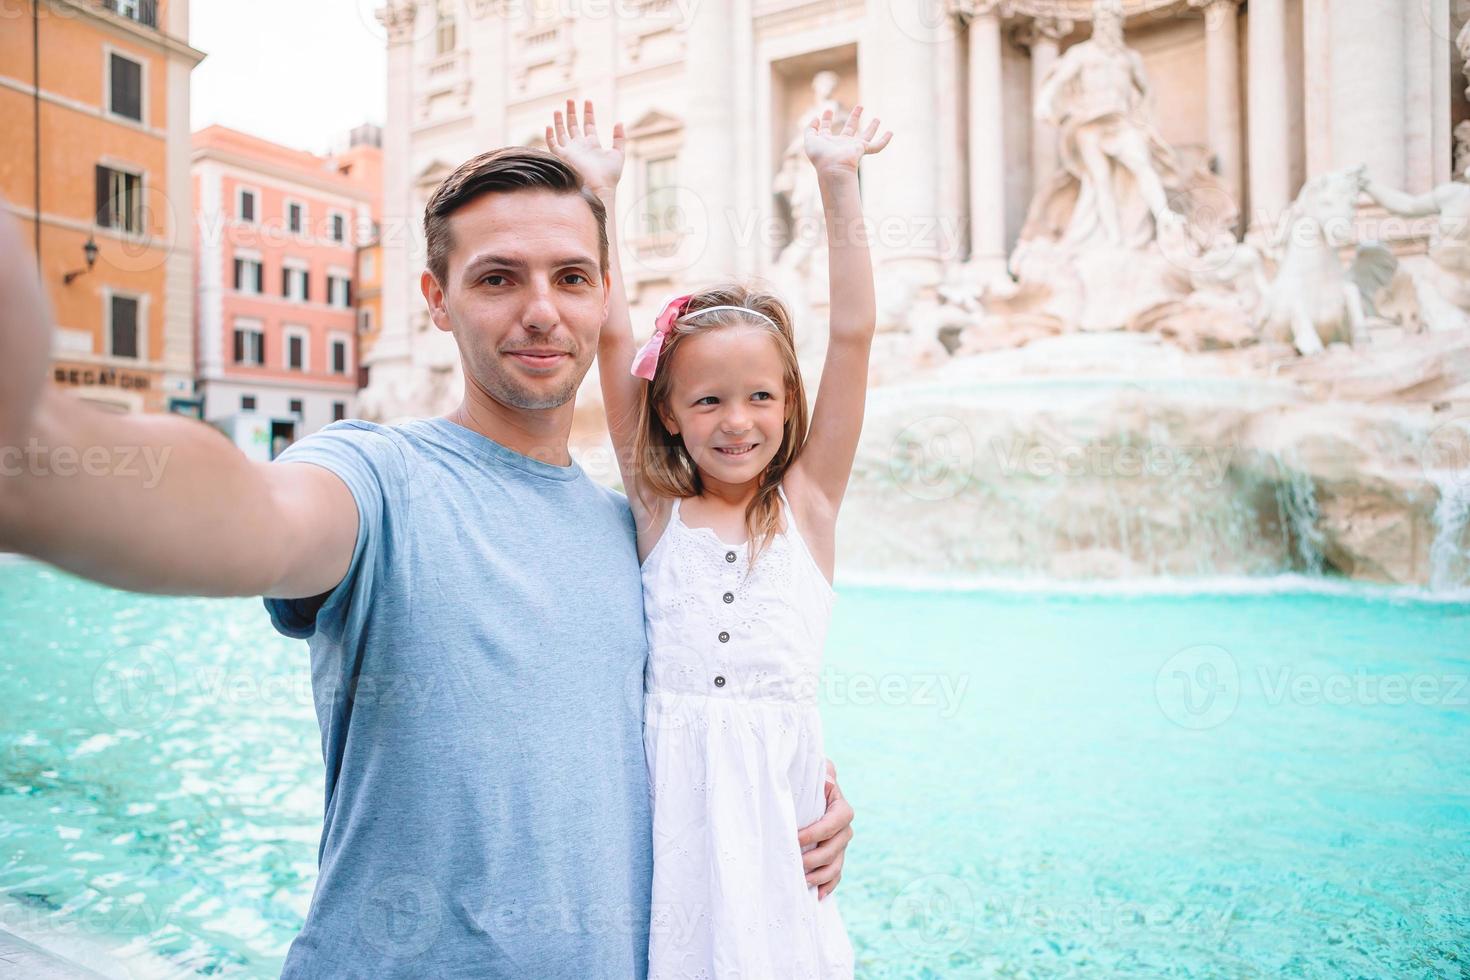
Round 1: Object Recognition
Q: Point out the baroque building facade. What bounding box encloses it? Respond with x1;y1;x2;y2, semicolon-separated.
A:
361;0;1464;423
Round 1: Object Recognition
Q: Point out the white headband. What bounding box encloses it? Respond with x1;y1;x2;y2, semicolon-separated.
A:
677;305;779;330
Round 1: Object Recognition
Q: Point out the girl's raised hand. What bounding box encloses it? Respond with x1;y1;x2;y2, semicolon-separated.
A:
803;105;892;176
545;99;625;195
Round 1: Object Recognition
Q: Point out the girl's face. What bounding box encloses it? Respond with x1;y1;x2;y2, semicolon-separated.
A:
659;325;790;489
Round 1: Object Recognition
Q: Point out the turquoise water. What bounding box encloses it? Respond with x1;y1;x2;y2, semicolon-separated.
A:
1;559;1467;977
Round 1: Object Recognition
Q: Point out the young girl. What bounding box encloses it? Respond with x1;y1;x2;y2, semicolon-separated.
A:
549;99;891;978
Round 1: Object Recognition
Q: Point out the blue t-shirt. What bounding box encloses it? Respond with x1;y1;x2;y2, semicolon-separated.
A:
264;417;652;978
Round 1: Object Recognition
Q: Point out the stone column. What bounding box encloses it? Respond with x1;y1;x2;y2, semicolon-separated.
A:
858;0;945;285
363;3;416;404
681;0;738;283
1327;0;1405;186
959;0;1009;278
1246;0;1290;232
1017;16;1070;192
1190;0;1243;218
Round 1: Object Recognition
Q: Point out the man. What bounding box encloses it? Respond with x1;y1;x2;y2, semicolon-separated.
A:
0;146;853;977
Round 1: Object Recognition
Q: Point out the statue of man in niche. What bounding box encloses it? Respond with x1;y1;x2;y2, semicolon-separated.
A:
1032;0;1184;249
774;70;845;273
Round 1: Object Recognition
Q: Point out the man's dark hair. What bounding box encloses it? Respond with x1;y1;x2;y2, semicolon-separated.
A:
423;147;609;287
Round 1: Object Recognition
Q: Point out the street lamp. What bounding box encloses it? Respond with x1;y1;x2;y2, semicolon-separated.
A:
63;236;100;285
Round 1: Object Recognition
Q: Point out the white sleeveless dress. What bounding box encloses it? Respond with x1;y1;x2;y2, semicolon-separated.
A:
641;488;855;979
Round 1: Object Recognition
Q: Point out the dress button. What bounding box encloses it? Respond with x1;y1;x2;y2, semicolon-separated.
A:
725;550;737;563
714;675;726;688
723;592;734;604
718;631;730;643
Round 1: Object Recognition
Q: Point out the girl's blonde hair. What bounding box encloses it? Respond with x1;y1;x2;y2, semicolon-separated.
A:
633;282;810;564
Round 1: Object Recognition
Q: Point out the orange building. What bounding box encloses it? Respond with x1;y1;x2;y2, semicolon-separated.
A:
191;125;381;444
343;125;384;390
0;0;206;414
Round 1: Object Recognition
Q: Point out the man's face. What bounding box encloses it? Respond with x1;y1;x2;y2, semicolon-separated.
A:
423;189;607;411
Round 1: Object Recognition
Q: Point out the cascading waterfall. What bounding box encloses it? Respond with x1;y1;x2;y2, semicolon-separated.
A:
845;371;1460;591
1270;451;1326;576
1429;471;1470;592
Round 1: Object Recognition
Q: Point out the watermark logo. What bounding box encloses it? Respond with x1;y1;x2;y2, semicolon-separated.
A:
888;873;974;956
359;872;445;959
1155;644;1240;730
92;643;178;730
889;416;975;501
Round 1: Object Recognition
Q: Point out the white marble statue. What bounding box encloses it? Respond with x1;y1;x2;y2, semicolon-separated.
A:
774;71;844;273
1259;167;1397;355
985;0;1239;336
1362;168;1470;334
1029;0;1186;250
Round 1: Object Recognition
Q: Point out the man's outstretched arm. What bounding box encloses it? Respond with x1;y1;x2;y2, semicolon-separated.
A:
798;759;856;900
0;201;357;599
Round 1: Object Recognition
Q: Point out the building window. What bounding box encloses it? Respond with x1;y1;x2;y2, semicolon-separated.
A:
241;395;256;411
108;52;143;122
328;275;352;308
361;250;375;280
233;256;264;294
332;401;347;422
331;212;346;244
332;338;348;375
289;399;303;416
109;295;139;359
108;0;157;28
287;333;306;371
435;0;457;55
359;308;373;335
238;189;256;223
95;165;144;234
641;156;679;242
233;325;264;366
283;265;309;302
287;202;303;234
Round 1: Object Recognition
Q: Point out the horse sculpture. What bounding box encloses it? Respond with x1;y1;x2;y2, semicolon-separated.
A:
1259;166;1397;355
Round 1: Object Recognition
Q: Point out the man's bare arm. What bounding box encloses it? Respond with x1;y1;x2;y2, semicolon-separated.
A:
0;201;357;599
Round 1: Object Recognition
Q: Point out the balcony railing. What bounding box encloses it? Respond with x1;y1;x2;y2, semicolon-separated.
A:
95;0;159;30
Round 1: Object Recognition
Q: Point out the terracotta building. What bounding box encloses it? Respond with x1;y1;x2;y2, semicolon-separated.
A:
191;125;381;447
0;0;205;414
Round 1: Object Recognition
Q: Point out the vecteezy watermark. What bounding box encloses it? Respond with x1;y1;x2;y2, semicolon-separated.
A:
355;0;702;44
1156;643;1469;730
888;873;975;956
1155;644;1241;731
358;872;444;960
993;896;1236;943
0;440;172;489
92;644;179;730
1423;416;1470;487
1256;668;1469;709
889;416;975;501
993;439;1235;487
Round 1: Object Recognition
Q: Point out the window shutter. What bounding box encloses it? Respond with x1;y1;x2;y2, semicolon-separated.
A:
233;258;242;291
302;272;310;302
333;341;346;374
344;279;352;307
110;55;142;122
111;296;138;358
233;329;243;363
95;166;112;228
241;191;254;222
282;268;290;297
254;262;263;293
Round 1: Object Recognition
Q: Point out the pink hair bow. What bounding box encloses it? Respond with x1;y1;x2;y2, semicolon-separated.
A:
631;294;692;380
